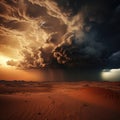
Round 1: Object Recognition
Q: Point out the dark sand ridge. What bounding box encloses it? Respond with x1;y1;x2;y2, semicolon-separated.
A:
69;87;120;111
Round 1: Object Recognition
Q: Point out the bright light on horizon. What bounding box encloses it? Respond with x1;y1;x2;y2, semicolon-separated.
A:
0;55;11;67
0;55;19;68
101;69;120;81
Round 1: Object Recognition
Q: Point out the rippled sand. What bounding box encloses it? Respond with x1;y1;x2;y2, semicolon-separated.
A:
0;81;120;120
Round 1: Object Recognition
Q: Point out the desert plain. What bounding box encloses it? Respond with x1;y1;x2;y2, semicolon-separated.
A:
0;80;120;120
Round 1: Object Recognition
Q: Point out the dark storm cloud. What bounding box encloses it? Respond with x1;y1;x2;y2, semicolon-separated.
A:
52;0;120;69
53;27;105;69
107;51;120;69
54;0;118;16
54;0;83;15
18;45;54;69
0;0;120;70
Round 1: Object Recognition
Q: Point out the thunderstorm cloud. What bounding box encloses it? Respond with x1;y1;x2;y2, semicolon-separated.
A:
0;0;120;70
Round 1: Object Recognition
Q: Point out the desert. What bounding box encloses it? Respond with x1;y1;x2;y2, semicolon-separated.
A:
0;81;120;120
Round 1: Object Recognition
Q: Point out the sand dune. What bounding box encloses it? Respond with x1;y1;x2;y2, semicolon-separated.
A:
70;87;120;111
0;81;120;120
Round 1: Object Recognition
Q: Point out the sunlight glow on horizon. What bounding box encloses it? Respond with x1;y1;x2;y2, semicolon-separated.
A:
101;69;120;81
0;55;11;67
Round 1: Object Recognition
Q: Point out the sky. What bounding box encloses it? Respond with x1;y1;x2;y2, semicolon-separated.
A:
0;0;120;81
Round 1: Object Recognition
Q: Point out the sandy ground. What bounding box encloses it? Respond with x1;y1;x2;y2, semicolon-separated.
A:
0;81;120;120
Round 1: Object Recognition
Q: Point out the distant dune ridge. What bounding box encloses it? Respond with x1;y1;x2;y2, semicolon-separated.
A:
0;81;120;120
70;87;120;111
